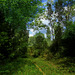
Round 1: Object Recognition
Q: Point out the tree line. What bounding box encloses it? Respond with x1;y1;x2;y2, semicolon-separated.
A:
28;0;75;59
0;0;44;62
0;0;75;63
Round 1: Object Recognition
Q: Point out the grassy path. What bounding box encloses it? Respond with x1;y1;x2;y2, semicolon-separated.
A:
13;58;75;75
0;57;75;75
33;58;63;75
33;58;75;75
34;63;46;75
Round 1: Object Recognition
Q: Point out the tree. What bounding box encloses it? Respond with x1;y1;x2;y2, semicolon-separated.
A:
33;32;48;57
61;22;75;57
0;0;44;60
47;0;75;56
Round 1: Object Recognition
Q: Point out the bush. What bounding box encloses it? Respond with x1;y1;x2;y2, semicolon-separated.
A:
33;49;40;58
61;22;75;57
46;52;54;60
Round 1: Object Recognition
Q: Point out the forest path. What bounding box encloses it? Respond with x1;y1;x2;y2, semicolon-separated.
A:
11;57;62;75
34;63;46;75
12;57;75;75
0;57;75;75
32;58;63;75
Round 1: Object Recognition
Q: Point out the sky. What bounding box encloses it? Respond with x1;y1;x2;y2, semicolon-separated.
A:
29;0;58;37
42;0;47;3
29;0;75;37
29;0;48;37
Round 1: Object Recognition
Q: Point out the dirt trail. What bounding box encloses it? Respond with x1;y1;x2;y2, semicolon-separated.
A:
34;63;46;75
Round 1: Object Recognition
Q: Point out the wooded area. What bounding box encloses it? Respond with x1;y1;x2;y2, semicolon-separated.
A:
0;0;75;75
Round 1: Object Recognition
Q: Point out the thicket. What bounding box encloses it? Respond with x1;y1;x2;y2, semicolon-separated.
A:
46;0;75;59
61;22;75;57
0;9;28;61
0;0;44;62
28;32;48;57
29;0;75;60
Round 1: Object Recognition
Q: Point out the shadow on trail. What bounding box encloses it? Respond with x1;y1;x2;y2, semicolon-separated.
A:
0;58;34;75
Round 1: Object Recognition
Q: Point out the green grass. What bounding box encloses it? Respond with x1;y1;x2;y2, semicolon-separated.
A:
13;64;42;75
0;58;42;75
32;58;64;75
32;57;75;75
0;57;75;75
50;57;75;74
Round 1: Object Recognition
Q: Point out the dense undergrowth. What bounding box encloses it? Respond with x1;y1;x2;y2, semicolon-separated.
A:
0;57;75;75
